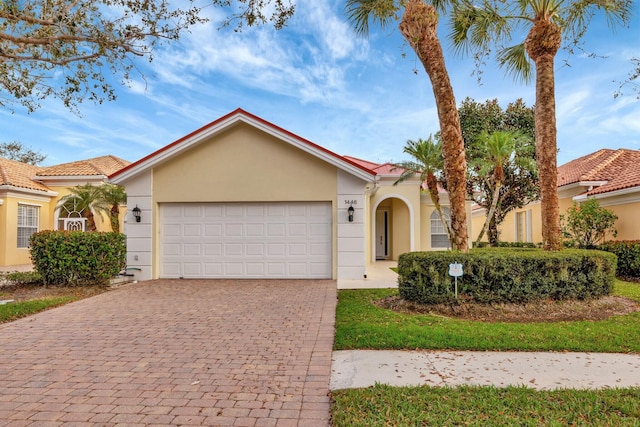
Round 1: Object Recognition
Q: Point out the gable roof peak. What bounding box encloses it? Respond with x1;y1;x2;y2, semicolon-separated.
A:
110;108;376;182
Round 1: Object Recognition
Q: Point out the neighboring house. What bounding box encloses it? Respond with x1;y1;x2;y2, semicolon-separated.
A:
472;148;640;244
0;155;130;267
110;109;472;281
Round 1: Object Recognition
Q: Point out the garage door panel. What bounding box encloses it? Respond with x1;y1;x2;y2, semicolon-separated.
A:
204;244;222;256
161;262;181;276
225;205;243;216
288;243;307;256
183;263;202;276
160;202;331;279
267;223;286;237
267;243;285;256
225;223;243;237
246;243;264;256
289;223;307;236
163;224;181;237
224;243;243;256
184;224;201;236
288;263;307;275
204;224;222;237
204;205;223;217
246;224;264;236
163;243;181;256
310;243;329;256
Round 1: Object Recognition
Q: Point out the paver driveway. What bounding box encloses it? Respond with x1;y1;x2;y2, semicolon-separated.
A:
0;280;337;426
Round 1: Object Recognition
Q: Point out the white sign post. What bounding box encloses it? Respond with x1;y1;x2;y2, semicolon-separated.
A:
448;262;463;299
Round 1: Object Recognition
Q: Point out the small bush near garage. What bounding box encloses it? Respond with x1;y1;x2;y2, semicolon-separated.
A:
1;271;43;286
397;249;617;304
598;241;640;279
30;231;126;286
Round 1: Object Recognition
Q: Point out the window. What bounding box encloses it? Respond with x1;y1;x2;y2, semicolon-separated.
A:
430;208;451;249
17;205;39;248
57;199;86;231
515;210;532;243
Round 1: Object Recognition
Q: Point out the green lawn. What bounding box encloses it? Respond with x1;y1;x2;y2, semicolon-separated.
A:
331;384;640;427
0;297;76;323
331;279;640;426
335;280;640;353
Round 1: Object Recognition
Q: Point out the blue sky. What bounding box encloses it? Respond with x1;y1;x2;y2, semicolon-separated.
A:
1;1;639;167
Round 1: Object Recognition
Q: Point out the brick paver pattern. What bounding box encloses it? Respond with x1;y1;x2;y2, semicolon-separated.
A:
0;280;337;426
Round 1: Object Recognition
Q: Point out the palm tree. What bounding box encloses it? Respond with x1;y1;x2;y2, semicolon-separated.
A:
99;184;127;232
393;136;454;247
451;0;632;250
472;131;534;245
56;184;110;231
346;0;469;252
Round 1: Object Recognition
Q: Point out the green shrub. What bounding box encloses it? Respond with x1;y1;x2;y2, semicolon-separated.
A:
398;248;617;304
474;241;538;249
598;240;640;278
30;231;126;286
3;271;43;286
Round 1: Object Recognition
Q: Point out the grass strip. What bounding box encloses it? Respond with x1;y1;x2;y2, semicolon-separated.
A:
0;297;76;324
331;384;640;426
335;280;640;353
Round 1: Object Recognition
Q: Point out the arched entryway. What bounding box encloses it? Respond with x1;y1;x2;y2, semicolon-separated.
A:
372;195;414;261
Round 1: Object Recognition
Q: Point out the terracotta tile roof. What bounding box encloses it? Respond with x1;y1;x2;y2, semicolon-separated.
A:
0;158;49;192
558;148;640;196
343;156;402;175
344;155;449;193
37;155;130;177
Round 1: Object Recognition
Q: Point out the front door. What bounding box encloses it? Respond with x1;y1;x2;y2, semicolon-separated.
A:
375;210;389;260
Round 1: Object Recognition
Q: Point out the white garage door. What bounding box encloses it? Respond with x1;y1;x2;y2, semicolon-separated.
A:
160;202;332;279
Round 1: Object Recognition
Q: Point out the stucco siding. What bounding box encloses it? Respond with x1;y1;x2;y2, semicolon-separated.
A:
0;194;52;266
600;200;640;241
337;170;370;279
119;171;153;281
370;182;419;260
153;124;337;203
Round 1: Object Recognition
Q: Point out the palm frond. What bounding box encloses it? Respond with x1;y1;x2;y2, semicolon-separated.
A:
497;43;533;84
345;0;398;36
563;0;632;42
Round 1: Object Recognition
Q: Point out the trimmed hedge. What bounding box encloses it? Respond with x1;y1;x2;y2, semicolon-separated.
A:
1;271;43;286
474;242;538;249
398;248;617;304
598;240;640;279
30;231;126;286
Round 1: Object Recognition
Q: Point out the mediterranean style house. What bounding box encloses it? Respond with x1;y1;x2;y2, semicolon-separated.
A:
472;148;640;244
0;155;130;267
8;110;633;276
110;108;472;282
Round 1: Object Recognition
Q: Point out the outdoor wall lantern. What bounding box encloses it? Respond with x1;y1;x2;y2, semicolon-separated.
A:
348;205;355;222
132;205;142;223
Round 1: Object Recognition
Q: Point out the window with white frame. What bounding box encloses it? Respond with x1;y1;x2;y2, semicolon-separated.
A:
57;199;87;231
430;208;451;249
17;204;39;248
515;210;532;243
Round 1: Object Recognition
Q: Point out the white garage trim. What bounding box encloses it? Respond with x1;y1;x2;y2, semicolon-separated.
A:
159;202;332;279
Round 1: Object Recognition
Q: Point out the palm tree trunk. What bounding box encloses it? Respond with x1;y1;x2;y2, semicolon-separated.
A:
488;215;498;246
399;0;469;252
426;174;454;248
85;211;97;232
110;205;120;232
475;181;501;246
526;20;562;250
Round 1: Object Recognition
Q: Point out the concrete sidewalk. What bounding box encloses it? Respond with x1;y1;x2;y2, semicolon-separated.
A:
330;350;640;390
